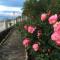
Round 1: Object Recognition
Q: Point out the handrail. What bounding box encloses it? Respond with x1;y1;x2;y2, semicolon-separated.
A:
0;26;15;46
0;27;13;41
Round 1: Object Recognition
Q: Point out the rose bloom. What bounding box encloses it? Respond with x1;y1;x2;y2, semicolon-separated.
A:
48;14;58;24
24;25;28;30
41;13;47;21
28;25;36;34
53;21;60;34
53;21;60;32
56;40;60;46
23;38;31;47
51;32;60;41
32;43;39;51
53;22;60;29
51;32;60;46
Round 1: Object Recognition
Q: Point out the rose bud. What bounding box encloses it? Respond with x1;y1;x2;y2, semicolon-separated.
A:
28;25;36;34
23;38;31;47
41;13;47;21
48;14;58;24
32;43;39;51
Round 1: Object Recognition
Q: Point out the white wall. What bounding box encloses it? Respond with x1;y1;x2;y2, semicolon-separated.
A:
0;20;16;32
0;21;6;32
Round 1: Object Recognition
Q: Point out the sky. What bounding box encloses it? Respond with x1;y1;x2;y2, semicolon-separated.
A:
0;0;24;20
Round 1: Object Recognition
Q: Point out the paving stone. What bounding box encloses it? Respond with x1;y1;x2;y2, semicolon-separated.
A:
0;29;25;60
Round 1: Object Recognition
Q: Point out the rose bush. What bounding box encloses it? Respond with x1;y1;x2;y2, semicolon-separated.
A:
17;12;60;60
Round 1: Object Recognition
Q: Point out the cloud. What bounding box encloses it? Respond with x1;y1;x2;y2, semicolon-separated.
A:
0;5;23;16
0;12;21;16
0;5;22;11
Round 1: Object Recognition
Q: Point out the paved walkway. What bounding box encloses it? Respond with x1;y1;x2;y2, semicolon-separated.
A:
0;29;25;60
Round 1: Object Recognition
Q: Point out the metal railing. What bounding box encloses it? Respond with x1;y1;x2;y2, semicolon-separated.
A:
0;26;15;46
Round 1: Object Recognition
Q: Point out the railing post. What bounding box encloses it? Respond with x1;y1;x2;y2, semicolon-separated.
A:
25;48;28;60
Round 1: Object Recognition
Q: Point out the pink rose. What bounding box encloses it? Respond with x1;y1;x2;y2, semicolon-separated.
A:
23;38;31;47
48;14;57;24
54;24;60;34
32;43;39;51
53;22;60;28
56;40;60;46
24;25;28;30
51;32;60;46
51;32;60;41
53;22;60;32
28;25;36;34
41;13;47;21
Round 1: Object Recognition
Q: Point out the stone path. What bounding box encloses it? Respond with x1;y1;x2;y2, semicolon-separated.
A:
0;29;26;60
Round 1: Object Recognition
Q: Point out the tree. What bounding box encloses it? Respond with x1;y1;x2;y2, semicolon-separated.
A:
48;0;60;14
23;0;60;17
23;0;48;17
